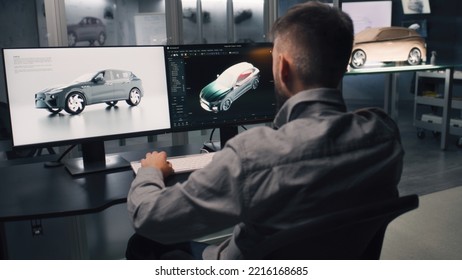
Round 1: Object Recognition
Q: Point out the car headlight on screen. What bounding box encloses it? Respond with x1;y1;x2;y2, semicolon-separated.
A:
48;88;63;94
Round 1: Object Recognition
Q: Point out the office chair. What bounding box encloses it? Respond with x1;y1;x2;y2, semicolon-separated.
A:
244;194;419;260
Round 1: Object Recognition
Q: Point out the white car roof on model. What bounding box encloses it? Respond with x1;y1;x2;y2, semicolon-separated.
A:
217;62;255;86
224;62;254;73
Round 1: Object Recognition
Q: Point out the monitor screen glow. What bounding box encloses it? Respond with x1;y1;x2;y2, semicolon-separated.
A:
3;46;170;148
164;43;276;132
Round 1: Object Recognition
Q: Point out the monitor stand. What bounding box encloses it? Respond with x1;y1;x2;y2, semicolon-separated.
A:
203;126;238;152
64;141;130;176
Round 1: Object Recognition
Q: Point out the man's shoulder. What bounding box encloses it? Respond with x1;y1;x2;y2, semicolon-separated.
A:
353;107;400;133
227;125;279;149
354;107;390;119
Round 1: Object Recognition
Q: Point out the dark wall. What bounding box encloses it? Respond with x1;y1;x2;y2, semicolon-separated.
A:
392;0;462;64
0;0;39;103
0;0;39;48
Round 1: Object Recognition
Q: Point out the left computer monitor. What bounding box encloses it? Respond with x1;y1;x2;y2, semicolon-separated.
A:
2;46;170;174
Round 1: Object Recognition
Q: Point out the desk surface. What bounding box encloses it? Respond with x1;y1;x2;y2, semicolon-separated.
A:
346;64;451;75
0;143;200;222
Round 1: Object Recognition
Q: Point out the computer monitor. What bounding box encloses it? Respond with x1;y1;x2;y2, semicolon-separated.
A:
2;46;170;175
164;43;276;149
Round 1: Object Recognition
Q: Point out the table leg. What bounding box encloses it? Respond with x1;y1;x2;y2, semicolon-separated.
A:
0;222;8;259
440;67;454;150
384;73;400;121
69;216;89;259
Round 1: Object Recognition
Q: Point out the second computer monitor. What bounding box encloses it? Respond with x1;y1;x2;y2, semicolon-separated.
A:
164;43;276;146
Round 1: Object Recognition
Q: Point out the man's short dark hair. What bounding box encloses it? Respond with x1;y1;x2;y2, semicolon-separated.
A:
271;1;354;88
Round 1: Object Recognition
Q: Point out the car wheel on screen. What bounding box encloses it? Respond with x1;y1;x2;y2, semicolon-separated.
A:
98;32;106;45
252;78;259;90
350;49;366;68
65;92;86;114
221;98;232;111
47;107;63;114
106;101;118;106
407;48;422;65
68;32;77;46
126;88;142;106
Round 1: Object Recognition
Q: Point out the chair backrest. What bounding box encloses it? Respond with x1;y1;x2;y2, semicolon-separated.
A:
244;194;419;260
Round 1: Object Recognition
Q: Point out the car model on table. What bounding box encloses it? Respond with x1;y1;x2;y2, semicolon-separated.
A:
67;16;106;46
199;62;260;113
35;69;143;115
350;26;426;68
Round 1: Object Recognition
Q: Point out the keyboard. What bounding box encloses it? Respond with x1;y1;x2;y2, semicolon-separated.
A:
130;152;215;174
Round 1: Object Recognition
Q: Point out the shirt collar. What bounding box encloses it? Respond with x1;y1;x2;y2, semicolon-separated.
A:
273;88;346;129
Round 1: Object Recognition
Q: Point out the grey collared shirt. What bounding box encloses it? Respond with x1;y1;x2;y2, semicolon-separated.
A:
127;88;403;259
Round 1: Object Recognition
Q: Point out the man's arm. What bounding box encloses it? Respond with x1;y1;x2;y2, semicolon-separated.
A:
127;147;244;244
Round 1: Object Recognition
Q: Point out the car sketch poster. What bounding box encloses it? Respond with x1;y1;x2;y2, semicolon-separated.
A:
3;46;170;146
401;0;431;14
64;0;115;46
341;1;392;34
135;13;167;45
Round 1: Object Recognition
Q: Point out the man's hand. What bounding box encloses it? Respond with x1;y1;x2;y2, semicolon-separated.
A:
140;151;174;178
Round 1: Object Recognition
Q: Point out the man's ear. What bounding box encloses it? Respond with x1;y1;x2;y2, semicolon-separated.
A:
278;54;293;95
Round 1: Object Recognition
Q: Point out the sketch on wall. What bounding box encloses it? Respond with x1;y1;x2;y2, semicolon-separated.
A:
341;1;392;34
401;0;431;14
65;0;116;47
66;16;107;46
134;13;167;45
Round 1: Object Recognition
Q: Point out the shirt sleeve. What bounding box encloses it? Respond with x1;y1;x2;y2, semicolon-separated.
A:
127;147;245;244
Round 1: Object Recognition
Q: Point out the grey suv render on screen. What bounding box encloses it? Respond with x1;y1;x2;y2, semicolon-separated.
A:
350;26;427;68
199;62;260;113
67;17;106;46
35;69;143;115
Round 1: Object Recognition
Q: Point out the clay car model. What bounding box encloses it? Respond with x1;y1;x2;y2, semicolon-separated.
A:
35;69;143;115
350;26;426;68
67;17;106;46
199;62;260;113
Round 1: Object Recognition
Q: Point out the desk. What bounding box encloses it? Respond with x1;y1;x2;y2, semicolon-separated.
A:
346;64;453;122
0;143;202;259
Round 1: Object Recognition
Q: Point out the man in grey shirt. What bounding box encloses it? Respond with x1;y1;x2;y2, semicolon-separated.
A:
126;2;403;259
